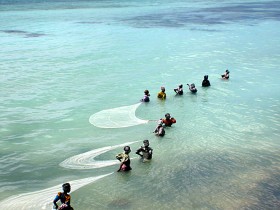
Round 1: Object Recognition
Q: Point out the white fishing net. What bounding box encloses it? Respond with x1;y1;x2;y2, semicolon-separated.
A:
0;173;113;210
59;141;138;169
89;103;148;128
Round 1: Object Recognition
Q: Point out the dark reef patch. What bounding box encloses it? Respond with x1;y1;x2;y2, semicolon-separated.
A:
121;1;280;28
0;30;45;38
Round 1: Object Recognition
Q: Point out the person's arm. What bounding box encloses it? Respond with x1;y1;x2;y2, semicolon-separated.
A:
116;153;123;161
149;147;153;155
171;118;176;124
53;193;60;209
153;126;159;133
136;147;143;157
65;194;71;206
116;154;124;171
122;154;129;163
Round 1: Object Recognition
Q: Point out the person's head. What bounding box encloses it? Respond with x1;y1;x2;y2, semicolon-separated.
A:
191;83;195;88
143;140;149;147
204;75;208;80
179;84;183;88
161;86;165;92
226;69;230;74
62;183;71;193
165;113;171;119
124;146;131;154
144;90;150;96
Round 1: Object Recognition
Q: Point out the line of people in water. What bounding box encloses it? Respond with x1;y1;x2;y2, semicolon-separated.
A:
141;70;230;102
52;70;230;209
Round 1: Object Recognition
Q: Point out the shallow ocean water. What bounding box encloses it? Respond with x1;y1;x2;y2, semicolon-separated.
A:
0;0;280;209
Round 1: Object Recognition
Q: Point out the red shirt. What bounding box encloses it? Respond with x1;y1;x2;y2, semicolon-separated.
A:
162;118;176;126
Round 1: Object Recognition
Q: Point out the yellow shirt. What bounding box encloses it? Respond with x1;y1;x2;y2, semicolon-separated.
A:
116;153;129;163
157;91;166;99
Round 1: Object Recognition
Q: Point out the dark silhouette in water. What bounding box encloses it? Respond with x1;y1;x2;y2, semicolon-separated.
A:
202;75;211;87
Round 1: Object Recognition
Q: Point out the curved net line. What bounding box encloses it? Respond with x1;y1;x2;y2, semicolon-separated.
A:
59;141;139;169
0;173;113;210
89;103;148;128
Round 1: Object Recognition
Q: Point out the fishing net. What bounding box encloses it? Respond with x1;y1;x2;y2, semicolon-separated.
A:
59;141;138;169
0;173;112;210
89;103;148;128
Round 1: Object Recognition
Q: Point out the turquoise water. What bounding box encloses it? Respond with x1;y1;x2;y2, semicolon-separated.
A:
1;0;280;209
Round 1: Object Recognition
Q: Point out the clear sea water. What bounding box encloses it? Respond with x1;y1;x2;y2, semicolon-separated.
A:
1;0;280;209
